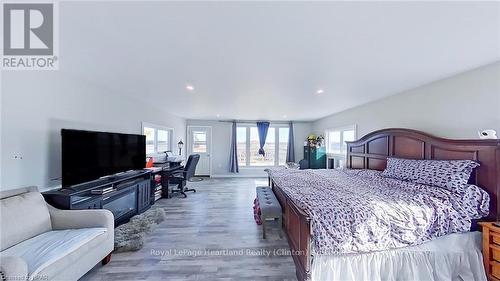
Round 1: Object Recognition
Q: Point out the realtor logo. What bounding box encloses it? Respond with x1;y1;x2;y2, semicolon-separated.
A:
2;2;58;70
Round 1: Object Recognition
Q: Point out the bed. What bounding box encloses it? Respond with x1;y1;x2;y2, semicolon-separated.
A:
269;128;500;281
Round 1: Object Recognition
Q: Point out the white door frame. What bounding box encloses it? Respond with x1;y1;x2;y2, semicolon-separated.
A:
187;125;212;177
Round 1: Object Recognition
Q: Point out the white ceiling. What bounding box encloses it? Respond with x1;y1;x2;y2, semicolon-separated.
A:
61;1;500;121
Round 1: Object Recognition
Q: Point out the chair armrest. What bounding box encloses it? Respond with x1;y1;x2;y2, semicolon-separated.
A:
0;256;28;281
47;205;114;231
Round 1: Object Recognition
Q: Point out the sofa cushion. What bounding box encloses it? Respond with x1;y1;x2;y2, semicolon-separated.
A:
0;228;107;278
0;192;52;251
0;256;28;280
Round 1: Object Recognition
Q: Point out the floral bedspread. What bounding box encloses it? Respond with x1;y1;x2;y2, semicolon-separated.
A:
267;168;489;254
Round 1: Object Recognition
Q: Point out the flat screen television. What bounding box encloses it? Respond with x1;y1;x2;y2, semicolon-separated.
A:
61;129;146;187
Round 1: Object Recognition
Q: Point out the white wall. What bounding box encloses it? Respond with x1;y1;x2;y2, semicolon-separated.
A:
1;72;186;191
292;122;314;161
186;120;312;177
313;62;500;139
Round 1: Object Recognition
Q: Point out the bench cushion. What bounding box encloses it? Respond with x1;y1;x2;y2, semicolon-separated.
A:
256;187;281;217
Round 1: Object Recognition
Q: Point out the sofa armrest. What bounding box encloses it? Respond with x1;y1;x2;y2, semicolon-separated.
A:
0;256;28;281
48;205;114;231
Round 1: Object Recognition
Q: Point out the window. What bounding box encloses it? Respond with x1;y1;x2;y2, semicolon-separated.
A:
237;124;289;167
325;125;357;156
236;127;247;165
144;127;156;154
157;129;170;152
250;127;275;166
327;131;341;155
142;122;173;154
192;131;207;153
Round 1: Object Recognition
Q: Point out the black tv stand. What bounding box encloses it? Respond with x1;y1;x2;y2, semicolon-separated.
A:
43;170;152;226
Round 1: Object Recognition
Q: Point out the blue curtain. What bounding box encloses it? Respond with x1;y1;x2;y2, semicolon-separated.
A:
229;121;239;173
286;122;295;163
256;121;270;156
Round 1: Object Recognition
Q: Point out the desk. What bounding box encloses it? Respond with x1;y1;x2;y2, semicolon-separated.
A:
154;164;184;198
153;159;183;168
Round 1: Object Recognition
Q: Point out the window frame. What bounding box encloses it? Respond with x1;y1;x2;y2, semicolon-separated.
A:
325;124;357;158
236;123;290;167
141;122;174;156
190;129;208;154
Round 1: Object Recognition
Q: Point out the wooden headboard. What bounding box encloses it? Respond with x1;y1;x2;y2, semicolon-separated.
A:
346;128;500;221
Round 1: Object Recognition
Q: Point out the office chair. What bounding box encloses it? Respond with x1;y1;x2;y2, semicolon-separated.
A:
170;154;200;198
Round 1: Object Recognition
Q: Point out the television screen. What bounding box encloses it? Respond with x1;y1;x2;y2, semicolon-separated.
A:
62;129;146;186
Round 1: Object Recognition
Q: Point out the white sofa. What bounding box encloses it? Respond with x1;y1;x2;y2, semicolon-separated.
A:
0;187;114;281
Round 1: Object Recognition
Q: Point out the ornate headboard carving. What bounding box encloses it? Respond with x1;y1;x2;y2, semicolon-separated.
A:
346;128;500;221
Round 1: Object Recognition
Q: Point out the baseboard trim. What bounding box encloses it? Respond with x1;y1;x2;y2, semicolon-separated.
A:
211;174;267;178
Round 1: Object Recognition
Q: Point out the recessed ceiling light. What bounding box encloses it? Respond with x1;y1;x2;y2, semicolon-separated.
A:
282;115;287;119
316;89;324;94
216;114;221;118
186;84;195;91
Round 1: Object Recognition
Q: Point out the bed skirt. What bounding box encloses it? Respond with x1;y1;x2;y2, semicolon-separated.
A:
311;232;486;281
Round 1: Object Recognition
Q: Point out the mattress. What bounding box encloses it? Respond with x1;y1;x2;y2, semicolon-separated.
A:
311;231;486;281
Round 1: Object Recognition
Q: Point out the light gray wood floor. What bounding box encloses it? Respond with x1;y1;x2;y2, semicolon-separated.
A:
81;178;297;281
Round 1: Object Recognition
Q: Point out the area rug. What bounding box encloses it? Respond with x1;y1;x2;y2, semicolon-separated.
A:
189;177;204;182
114;207;166;252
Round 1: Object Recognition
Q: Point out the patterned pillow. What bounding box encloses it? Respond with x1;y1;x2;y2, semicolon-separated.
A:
381;157;480;192
461;184;490;219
